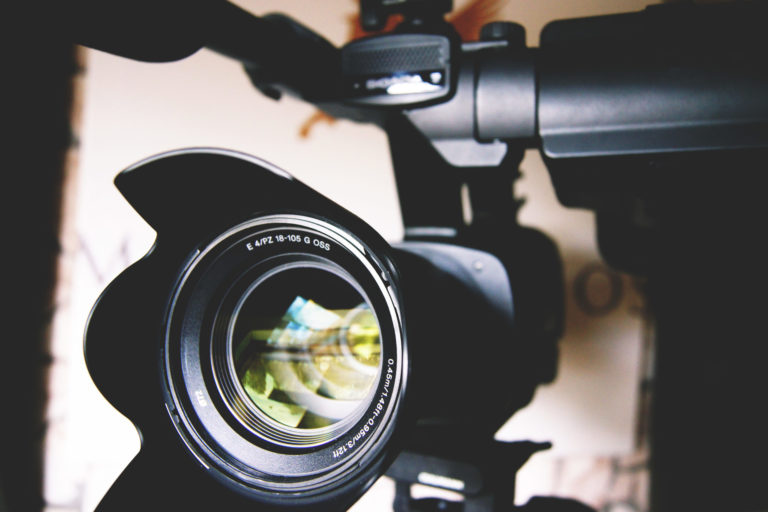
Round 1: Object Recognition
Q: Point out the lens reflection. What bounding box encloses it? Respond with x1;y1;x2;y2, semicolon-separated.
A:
232;267;380;430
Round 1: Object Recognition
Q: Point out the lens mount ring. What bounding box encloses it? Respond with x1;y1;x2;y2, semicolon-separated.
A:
162;213;406;499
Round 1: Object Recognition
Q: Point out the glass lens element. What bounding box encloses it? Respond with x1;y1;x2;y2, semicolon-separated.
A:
232;267;381;430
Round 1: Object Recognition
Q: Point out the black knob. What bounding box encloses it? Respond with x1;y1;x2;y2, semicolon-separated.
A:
480;21;526;47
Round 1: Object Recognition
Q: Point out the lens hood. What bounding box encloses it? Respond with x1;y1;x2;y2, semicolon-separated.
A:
85;149;407;511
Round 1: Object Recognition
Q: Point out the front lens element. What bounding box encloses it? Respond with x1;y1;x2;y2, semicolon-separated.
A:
231;266;381;430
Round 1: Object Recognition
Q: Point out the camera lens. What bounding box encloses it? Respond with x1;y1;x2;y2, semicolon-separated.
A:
163;213;405;500
230;265;381;432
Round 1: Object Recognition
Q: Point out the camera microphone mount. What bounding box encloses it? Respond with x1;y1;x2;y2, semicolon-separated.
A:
360;0;453;32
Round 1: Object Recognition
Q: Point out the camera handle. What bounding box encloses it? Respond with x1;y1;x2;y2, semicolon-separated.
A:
386;113;525;241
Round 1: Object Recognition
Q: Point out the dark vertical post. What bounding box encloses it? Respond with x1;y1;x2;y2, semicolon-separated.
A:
649;161;768;511
3;40;82;512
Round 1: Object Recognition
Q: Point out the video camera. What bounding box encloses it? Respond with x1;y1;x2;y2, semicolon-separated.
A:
71;0;768;510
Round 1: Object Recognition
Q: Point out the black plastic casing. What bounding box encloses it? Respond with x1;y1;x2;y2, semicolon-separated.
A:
535;2;768;274
340;33;455;108
538;2;768;160
84;149;407;511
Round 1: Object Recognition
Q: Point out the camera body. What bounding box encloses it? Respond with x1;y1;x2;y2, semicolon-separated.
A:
71;0;768;509
85;149;561;510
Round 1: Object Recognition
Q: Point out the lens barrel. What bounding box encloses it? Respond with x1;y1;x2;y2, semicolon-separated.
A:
163;213;404;500
84;150;412;509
